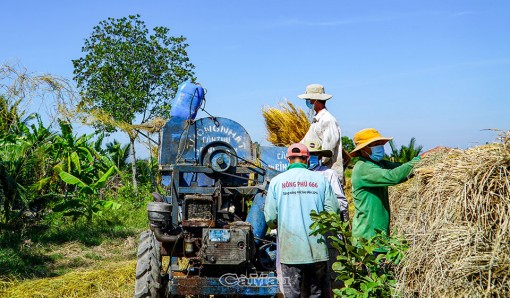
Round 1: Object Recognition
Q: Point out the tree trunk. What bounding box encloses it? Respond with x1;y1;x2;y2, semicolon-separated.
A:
129;136;138;193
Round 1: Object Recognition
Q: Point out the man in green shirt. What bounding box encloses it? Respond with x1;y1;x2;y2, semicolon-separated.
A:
349;128;422;253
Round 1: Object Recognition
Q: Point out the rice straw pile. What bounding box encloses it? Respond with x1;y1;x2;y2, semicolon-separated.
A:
390;134;510;297
262;100;310;146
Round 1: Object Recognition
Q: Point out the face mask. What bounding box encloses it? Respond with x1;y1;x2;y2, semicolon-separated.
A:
308;155;321;170
305;99;314;109
369;145;385;161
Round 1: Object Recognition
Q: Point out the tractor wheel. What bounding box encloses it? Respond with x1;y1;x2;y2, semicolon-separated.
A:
135;230;163;298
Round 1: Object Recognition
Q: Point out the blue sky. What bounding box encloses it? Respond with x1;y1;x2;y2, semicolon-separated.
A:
2;0;509;155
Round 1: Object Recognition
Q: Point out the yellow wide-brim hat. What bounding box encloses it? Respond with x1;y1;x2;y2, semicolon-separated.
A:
350;128;393;157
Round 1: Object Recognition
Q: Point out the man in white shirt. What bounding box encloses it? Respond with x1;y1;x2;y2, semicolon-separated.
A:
298;84;344;179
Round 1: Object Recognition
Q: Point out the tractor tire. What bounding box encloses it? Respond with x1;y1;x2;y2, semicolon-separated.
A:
135;230;163;298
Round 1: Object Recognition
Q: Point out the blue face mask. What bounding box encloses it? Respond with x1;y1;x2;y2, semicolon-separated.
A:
305;100;314;109
308;155;320;170
369;145;385;161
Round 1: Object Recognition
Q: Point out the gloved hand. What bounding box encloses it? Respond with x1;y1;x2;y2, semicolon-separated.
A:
269;229;278;237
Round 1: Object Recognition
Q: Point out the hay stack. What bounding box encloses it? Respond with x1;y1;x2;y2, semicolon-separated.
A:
390;138;510;297
262;100;310;146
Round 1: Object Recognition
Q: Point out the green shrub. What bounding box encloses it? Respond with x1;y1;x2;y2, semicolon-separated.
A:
310;210;408;298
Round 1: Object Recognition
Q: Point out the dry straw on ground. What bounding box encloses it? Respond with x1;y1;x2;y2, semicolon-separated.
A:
0;260;136;298
262;100;310;146
0;237;138;298
390;132;510;297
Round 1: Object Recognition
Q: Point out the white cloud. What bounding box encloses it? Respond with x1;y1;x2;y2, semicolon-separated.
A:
451;11;477;17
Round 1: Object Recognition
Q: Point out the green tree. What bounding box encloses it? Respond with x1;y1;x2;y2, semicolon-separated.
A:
342;136;355;152
105;140;130;171
387;137;423;163
72;14;195;191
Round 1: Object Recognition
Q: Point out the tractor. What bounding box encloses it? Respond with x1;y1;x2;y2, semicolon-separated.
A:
134;82;289;297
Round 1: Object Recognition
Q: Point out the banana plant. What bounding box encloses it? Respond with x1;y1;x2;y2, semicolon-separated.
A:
54;160;120;224
52;122;121;223
0;115;53;224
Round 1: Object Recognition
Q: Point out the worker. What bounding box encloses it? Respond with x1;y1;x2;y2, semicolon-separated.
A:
298;84;345;180
305;140;349;291
305;140;349;222
349;128;427;255
264;143;339;298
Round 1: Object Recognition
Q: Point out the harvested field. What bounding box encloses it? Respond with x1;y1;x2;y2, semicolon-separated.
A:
0;260;135;298
0;236;138;298
390;133;510;297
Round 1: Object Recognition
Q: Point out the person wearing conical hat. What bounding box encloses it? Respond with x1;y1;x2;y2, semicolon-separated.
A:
349;128;423;254
298;84;344;180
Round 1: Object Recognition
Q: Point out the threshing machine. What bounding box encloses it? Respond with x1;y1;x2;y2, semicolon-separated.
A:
134;82;289;297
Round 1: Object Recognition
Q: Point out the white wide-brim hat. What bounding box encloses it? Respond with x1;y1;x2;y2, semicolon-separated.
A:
297;84;332;100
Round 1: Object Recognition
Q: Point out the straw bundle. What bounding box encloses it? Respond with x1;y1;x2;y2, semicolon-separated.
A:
390;137;510;297
262;100;310;146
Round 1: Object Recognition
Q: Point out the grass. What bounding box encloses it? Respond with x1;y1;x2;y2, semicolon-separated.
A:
0;222;141;277
0;195;149;297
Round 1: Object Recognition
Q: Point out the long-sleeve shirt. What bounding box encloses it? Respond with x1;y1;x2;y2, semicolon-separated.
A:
312;164;348;212
264;163;340;264
300;109;343;178
351;156;421;251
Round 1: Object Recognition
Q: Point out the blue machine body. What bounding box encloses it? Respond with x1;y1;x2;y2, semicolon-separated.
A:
156;83;290;296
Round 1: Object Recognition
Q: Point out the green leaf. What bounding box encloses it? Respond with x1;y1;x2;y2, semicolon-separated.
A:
33;177;51;190
343;287;359;295
82;186;94;195
77;146;94;163
92;166;116;188
70;151;81;172
53;162;63;173
102;200;121;210
332;262;345;272
59;171;88;188
344;277;354;287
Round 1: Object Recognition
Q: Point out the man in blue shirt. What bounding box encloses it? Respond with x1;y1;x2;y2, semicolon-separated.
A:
264;143;340;298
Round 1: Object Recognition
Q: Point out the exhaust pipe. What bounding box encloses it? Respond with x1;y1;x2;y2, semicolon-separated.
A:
151;226;183;243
